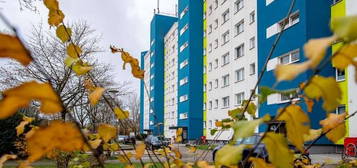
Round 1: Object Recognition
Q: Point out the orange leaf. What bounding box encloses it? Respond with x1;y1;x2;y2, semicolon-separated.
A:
135;143;146;160
56;25;71;43
0;34;32;66
16;116;34;136
97;124;117;143
66;43;82;58
89;87;105;105
44;0;59;10
0;154;17;167
48;9;64;27
0;96;29;119
304;97;314;113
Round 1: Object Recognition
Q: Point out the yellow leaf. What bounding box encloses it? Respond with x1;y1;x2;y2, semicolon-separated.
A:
304;96;314;113
275;62;310;82
131;64;145;79
332;44;357;70
64;56;79;67
66;43;82;58
215;144;246;167
176;128;183;136
232;114;270;141
262;133;294;168
72;62;93;75
16;116;34;136
118;153;131;163
110;46;145;79
89;87;105;105
114;107;129;119
43;0;58;10
320;113;347;143
103;143;119;151
303;129;322;142
249;157;275;168
304;76;342;112
89;139;102;149
48;9;64;27
98;124;117;143
304;36;337;69
135;143;146;160
56;25;71;43
188;146;197;153
83;79;96;92
26;121;84;163
0;154;17;167
176;136;182;143
169;145;182;159
277;105;310;152
197;161;215;168
0;34;32;66
331;15;357;42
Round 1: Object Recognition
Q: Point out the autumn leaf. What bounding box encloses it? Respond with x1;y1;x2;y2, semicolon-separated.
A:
169;145;182;159
331;15;357;42
210;129;218;136
89;139;102;149
249;157;275;168
56;25;71;43
275;62;310;82
72;62;93;75
16;116;34;136
277;105;310;152
215;121;223;127
320;113;347;143
0;97;30;119
332;44;357;70
26;121;84;163
304;96;314;113
103;143;119;151
135;143;146;160
242;100;257;116
67;43;82;58
304;36;337;68
188;146;197;153
44;0;59;10
48;9;65;27
64;56;79;67
98;124;117;143
118;153;132;163
176;128;183;136
176;136;182;143
304;76;342;112
110;46;145;79
0;154;17;168
83;79;96;92
232;114;270;141
215;144;246;167
0;34;32;66
263;133;294;168
114;107;129;119
303;129;322;142
197;161;215;168
131;65;145;79
89;87;105;105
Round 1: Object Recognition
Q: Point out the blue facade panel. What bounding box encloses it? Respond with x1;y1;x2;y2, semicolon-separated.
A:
140;51;148;133
258;0;333;144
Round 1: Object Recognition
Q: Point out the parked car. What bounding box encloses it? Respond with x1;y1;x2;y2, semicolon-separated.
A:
145;135;164;150
212;134;268;168
117;135;130;144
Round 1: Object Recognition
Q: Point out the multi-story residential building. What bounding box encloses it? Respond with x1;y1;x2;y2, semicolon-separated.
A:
164;22;178;139
205;0;258;140
258;0;334;144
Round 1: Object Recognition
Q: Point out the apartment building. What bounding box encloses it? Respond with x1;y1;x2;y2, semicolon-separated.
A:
205;0;258;140
257;0;335;144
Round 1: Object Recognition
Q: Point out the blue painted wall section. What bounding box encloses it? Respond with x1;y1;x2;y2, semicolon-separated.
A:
257;0;333;144
177;0;204;140
140;51;148;133
149;14;177;135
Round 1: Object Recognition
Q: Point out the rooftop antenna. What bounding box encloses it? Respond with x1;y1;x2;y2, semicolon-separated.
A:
157;0;160;14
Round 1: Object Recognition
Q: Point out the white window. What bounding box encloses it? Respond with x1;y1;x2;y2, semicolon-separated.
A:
209;101;212;110
150;86;154;90
180;24;189;36
214;39;218;48
179;94;188;102
250;11;255;24
222;9;230;24
249;63;256;75
222;52;230;65
215;79;219;88
235;92;245;105
209;120;213;129
223;96;230;108
209;43;212;52
214;19;219;29
209;62;212;71
209;5;213;15
222;31;230;44
180;41;189;52
180;6;189;19
150;74;154;79
149;121;154;125
249;37;255;49
215;99;219;109
235;0;243;13
215;59;219;68
150;97;154;102
278;11;300;31
209;82;213;90
180;76;188;86
151;63;154;68
180;112;188;119
236;68;244;82
336;69;345;81
235;20;244;35
235;44;244;58
214;0;218;9
222;74;230;87
180;59;189;69
279;50;299;65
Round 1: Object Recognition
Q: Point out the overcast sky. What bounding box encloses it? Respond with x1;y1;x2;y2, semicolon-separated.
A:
0;0;177;94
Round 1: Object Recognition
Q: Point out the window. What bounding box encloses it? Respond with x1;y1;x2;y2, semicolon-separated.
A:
151;63;154;68
221;0;227;5
278;11;300;31
249;11;255;24
235;0;243;13
215;79;219;88
222;96;230;108
180;24;189;36
214;19;219;29
214;0;218;9
235;92;245;105
222;52;230;65
209;120;213;129
280;92;298;102
180;59;189;69
222;31;230;45
179;94;188;102
333;0;343;5
279;50;299;65
222;9;230;24
215;59;219;68
150;97;154;102
336;105;346;114
209;43;212;52
235;20;244;35
209;101;212;110
249;63;256;75
204;84;207;92
180;41;189;52
214;39;218;48
222;74;230;87
215;99;219;109
209;82;212;90
235;44;244;58
180;76;188;86
150;74;154;79
209;62;212;71
209;24;213;34
180;6;189;19
249;37;255;49
209;5;213;15
336;69;345;81
236;68;244;82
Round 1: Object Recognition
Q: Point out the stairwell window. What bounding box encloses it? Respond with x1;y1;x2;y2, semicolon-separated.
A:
249;63;256;75
214;0;218;9
180;59;189;69
180;24;189;36
214;39;219;49
179;76;188;86
214;19;219;29
209;101;213;110
215;79;219;88
215;59;219;69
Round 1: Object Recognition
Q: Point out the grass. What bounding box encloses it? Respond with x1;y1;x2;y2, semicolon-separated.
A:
4;163;162;168
196;144;217;150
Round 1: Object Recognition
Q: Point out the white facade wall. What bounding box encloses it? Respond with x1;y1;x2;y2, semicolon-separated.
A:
205;0;257;140
164;22;179;138
143;51;151;131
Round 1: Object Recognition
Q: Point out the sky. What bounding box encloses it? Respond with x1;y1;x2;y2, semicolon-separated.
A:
0;0;177;94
